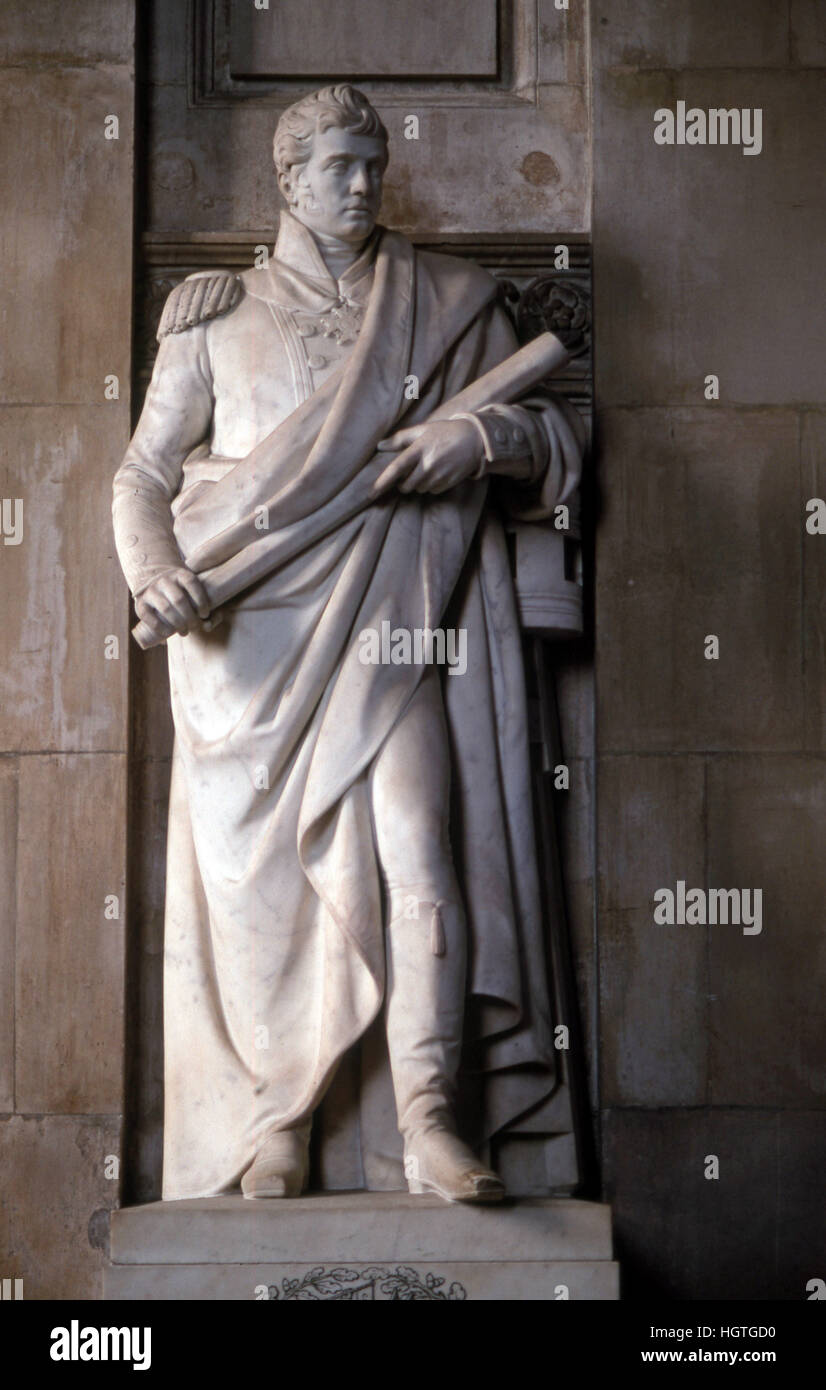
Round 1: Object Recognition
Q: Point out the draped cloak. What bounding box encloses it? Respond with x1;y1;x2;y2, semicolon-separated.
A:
113;215;583;1200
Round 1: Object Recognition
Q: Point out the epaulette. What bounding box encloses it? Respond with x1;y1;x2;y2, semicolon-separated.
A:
157;271;243;341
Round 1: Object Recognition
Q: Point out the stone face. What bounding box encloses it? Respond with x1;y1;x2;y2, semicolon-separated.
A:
604;1108;826;1300
0;407;130;753
707;757;826;1108
106;1257;619;1301
146;71;589;238
556;756;597;1105
593;0;791;69
776;1112;826;1300
552;654;596;1105
0;760;17;1112
801;412;826;749
0;0;133;1313
109;1192;614;1264
15;754;126;1114
587;0;824;1304
598;756;707;1106
122;757;170;1204
385;89;590;238
595;409;802;753
0;0;134;65
555;647;594;761
0;67;134;405
130;644;174;763
592;69;826;406
0;1114;121;1300
790;0;826;65
145;0;188;88
603;1108;778;1300
539;0;588;88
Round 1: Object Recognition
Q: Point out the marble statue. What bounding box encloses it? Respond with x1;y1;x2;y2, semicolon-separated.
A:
112;84;585;1204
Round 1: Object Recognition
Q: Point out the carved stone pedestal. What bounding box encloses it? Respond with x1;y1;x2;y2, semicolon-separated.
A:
105;1193;619;1301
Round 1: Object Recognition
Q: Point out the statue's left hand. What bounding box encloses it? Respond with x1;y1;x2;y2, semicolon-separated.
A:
374;419;484;495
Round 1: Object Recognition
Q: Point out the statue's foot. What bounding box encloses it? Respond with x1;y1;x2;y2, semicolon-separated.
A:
403;1129;505;1204
241;1125;310;1199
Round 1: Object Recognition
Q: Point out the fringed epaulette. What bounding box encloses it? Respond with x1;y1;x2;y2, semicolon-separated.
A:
157;272;243;341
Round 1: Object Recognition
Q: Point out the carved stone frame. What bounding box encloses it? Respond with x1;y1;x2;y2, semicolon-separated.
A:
191;0;540;108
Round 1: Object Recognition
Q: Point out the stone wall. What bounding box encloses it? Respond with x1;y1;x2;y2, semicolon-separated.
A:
0;2;135;1298
591;0;826;1298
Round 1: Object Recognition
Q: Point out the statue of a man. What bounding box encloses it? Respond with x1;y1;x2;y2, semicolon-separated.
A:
113;85;584;1204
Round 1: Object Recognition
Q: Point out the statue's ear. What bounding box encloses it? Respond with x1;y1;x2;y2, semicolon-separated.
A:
277;168;296;205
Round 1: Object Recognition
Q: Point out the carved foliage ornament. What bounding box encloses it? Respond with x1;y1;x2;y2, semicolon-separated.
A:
267;1265;468;1301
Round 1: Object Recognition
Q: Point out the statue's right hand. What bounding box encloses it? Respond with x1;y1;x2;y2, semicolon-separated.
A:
134;568;212;641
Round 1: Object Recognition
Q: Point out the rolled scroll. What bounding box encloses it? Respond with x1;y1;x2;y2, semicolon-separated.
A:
132;331;569;649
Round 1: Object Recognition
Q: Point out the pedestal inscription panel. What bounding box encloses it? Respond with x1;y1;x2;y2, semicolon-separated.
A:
229;0;499;79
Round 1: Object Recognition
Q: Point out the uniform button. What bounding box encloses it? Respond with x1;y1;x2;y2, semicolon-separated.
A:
493;426;507;444
125;534;139;548
307;354;327;370
137;552;147;564
512;426;525;444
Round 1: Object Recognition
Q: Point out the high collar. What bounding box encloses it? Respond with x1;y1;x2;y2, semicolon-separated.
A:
272;211;380;293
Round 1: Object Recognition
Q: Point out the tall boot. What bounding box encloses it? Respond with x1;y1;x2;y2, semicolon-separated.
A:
384;893;504;1204
241;1120;311;1199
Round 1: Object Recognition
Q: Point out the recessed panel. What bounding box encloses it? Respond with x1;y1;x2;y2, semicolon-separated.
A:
229;0;499;79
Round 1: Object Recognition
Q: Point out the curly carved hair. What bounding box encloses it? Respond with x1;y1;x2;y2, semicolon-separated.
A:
273;84;389;179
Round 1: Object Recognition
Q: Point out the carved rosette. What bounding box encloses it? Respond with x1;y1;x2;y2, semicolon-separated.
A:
516;278;591;357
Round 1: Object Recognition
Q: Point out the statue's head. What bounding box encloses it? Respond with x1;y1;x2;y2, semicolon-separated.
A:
274;85;389;245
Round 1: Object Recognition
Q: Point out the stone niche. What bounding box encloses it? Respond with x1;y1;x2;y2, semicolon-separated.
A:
127;0;596;1190
109;0;604;1302
127;234;595;1208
